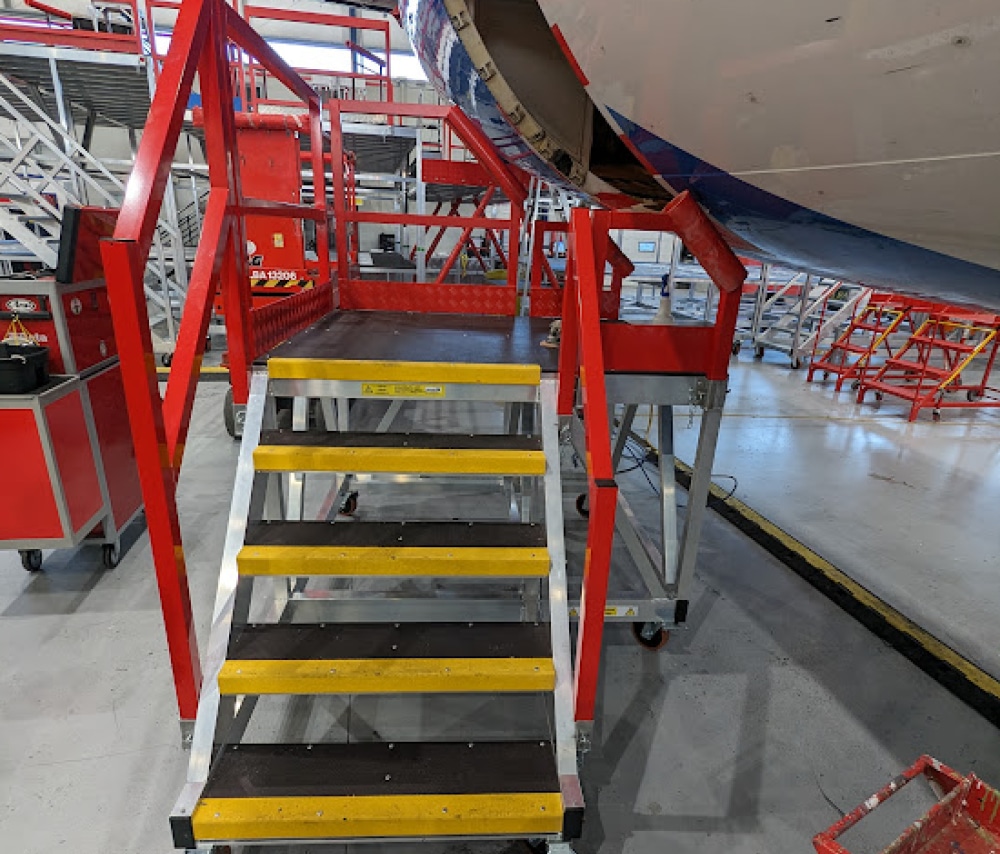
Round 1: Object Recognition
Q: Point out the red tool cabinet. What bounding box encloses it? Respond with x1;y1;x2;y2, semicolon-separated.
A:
0;207;142;571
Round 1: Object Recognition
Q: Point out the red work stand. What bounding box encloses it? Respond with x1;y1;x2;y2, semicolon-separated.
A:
557;196;746;732
814;755;1000;853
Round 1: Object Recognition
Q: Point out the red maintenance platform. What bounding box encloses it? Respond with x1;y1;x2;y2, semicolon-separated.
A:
0;207;143;571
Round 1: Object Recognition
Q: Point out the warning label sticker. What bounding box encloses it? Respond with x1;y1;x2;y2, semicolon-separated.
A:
361;383;446;399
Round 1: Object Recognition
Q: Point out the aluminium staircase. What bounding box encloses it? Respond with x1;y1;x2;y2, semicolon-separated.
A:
0;71;187;333
172;353;582;850
753;276;868;368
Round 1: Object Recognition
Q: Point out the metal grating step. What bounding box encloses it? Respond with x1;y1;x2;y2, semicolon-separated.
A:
218;622;555;695
173;741;571;846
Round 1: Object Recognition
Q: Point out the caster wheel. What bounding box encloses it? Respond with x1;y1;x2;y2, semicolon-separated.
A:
523;841;548;854
575;492;589;519
823;371;830;381
204;335;212;353
102;543;120;569
160;352;173;368
632;621;669;650
967;389;983;402
339;491;359;516
731;340;742;356
19;549;42;571
875;391;884;401
223;386;237;439
851;380;861;391
932;409;942;422
753;345;764;360
790;356;802;370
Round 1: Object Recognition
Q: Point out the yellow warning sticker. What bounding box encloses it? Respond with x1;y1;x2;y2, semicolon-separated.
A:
361;382;446;398
569;608;579;618
604;607;618;617
625;607;637;616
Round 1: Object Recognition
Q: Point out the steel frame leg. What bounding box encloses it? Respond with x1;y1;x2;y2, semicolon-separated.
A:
673;381;726;599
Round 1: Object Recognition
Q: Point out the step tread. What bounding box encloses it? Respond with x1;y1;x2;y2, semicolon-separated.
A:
178;742;570;844
908;335;976;352
258;430;542;451
244;520;547;549
227;622;551;661
885;358;951;377
268;357;541;386
203;741;559;798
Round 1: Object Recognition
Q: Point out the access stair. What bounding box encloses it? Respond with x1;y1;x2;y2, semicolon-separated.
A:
807;296;912;391
857;310;1000;421
171;335;581;850
753;276;868;368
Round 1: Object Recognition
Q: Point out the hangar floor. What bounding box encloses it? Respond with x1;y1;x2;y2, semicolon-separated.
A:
1;370;998;854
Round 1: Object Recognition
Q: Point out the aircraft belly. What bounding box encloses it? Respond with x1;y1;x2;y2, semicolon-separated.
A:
535;0;1000;275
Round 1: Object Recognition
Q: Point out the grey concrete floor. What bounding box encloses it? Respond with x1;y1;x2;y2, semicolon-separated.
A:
2;380;999;854
667;353;1000;679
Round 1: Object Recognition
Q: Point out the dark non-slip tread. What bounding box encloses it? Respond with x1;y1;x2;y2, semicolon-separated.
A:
227;622;552;661
202;740;560;799
266;310;559;374
243;520;547;549
258;430;542;451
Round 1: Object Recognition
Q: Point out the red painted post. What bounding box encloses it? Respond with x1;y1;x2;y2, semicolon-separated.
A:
570;207;618;723
162;190;230;468
556;243;578;416
101;239;202;720
202;0;251;403
328;101;350;287
309;100;332;299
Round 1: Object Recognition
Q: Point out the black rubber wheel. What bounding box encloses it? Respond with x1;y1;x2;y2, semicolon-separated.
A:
731;340;742;356
223;386;237;439
632;621;669;650
522;841;548;854
19;549;42;571
932;409;942;422
575;492;589;519
753;345;765;360
875;391;884;401
790;356;802;370
160;352;173;367
967;389;983;402
851;380;861;391
823;371;830;381
102;543;120;569
339;491;359;517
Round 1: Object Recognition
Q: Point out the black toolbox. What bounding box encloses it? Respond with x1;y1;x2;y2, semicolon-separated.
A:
0;342;50;393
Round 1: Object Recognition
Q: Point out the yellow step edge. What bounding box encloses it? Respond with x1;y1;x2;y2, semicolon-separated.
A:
253;446;546;476
217;657;555;695
268;358;541;386
237;546;550;578
192;792;564;841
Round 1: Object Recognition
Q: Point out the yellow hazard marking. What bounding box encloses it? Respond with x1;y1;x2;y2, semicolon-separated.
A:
267;358;540;386
237;546;550;578
251;279;315;290
218;657;555;695
253;446;546;476
361;382;445;398
675;458;1000;701
192;793;564;841
604;607;618;617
